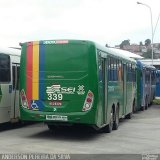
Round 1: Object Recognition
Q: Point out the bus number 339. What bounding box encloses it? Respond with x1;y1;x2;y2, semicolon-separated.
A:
47;94;63;100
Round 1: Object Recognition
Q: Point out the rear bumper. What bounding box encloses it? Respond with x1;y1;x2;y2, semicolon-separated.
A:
20;107;96;125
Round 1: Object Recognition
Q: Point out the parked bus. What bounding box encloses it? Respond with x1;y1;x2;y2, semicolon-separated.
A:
0;47;20;124
135;60;156;111
156;70;160;97
20;40;136;133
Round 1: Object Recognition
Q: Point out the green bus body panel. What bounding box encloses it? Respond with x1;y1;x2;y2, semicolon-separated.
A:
107;81;123;120
20;40;99;126
20;45;27;94
20;40;136;129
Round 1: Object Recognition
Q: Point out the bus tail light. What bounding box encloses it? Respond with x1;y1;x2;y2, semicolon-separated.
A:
82;90;94;112
20;90;28;108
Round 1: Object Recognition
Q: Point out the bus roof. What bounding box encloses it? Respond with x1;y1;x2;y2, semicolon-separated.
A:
0;47;21;57
106;47;143;59
21;39;136;64
94;42;136;64
137;60;156;70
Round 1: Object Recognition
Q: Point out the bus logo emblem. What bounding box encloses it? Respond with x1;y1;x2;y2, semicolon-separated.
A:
77;85;85;95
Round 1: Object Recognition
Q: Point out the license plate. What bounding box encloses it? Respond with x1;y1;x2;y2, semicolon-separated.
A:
46;115;68;121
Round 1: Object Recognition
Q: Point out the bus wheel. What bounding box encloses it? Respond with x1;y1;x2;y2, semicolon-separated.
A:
47;124;56;130
141;106;145;111
132;99;136;113
125;102;134;119
103;108;114;133
113;106;119;130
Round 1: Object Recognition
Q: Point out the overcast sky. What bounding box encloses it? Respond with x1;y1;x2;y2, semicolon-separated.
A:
0;0;160;47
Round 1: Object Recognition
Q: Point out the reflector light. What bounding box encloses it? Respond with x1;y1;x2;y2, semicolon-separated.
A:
88;92;93;97
22;95;26;101
20;90;28;109
85;103;90;109
82;90;94;112
86;98;92;103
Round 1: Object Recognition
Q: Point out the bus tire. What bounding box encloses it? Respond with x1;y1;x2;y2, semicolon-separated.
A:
125;101;134;119
132;99;136;113
103;107;114;133
125;112;132;119
141;106;145;111
47;124;56;130
113;106;119;130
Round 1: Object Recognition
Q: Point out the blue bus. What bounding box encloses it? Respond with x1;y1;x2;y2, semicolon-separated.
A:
136;60;156;111
156;70;160;97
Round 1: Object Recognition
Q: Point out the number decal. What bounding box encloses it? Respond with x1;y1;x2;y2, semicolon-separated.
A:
47;94;63;100
53;94;57;100
48;94;52;100
58;94;63;100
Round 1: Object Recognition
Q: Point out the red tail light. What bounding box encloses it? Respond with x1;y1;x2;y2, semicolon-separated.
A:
86;98;92;103
82;90;94;112
20;90;28;108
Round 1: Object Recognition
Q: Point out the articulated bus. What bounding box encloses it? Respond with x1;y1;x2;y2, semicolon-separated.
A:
136;60;156;111
0;47;20;124
20;40;136;133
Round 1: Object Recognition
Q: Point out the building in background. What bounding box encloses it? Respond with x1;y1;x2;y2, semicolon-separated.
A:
140;59;160;69
115;42;160;59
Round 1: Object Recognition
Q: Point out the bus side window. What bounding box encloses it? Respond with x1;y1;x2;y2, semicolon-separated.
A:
12;65;20;90
110;58;113;81
108;57;111;81
12;66;15;90
132;66;136;82
98;64;102;82
110;57;115;81
118;61;122;81
17;66;20;90
0;54;11;82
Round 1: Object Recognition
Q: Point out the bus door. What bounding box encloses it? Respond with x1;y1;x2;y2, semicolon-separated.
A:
99;54;107;124
149;70;152;103
156;71;160;96
123;63;127;116
0;53;11;123
10;63;20;122
143;69;150;105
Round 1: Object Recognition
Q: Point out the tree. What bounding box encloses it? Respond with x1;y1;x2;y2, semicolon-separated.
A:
139;41;143;46
120;39;130;49
142;48;152;59
105;44;109;47
145;39;151;46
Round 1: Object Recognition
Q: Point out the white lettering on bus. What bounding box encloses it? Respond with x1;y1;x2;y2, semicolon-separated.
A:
43;40;68;45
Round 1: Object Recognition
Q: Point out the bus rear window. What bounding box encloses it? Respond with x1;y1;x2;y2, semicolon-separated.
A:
44;44;88;72
0;53;11;82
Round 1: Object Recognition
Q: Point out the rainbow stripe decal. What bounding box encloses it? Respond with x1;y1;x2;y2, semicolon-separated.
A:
26;41;45;110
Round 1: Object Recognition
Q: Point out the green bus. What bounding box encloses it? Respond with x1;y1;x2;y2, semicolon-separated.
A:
20;40;136;133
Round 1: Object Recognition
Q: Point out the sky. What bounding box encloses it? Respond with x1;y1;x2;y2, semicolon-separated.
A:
0;0;160;47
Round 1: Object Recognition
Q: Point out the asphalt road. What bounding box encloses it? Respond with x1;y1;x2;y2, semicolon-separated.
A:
0;105;160;159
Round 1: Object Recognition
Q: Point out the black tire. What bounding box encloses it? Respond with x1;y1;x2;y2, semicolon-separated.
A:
47;124;56;130
132;99;136;113
125;101;134;119
103;108;114;133
141;106;145;111
113;106;119;130
125;112;132;119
